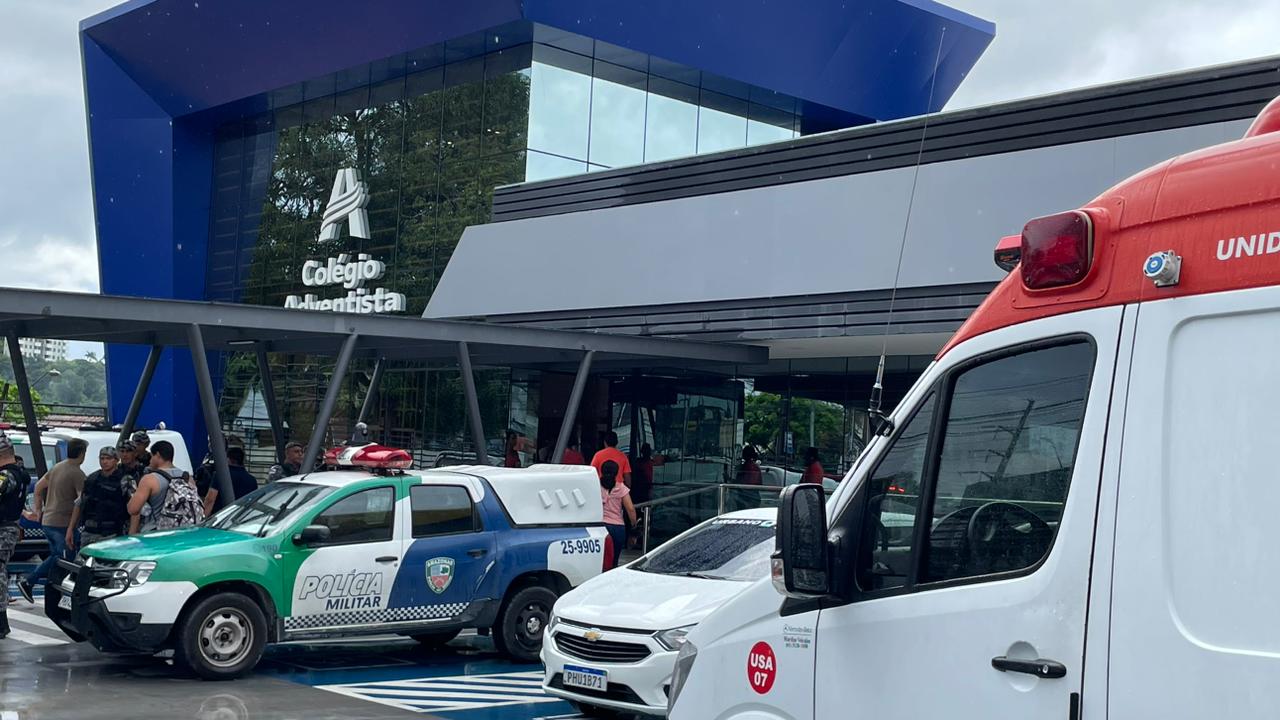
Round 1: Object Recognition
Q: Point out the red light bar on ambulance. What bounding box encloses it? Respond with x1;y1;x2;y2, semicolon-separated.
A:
325;444;413;470
1020;211;1093;290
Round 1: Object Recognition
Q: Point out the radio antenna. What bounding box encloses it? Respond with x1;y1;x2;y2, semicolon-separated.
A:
870;26;946;435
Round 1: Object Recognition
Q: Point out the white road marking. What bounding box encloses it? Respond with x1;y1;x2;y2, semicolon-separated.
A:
319;670;563;714
4;626;67;646
8;605;62;631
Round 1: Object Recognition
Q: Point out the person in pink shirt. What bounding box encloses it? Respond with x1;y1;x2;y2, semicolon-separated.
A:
599;460;636;568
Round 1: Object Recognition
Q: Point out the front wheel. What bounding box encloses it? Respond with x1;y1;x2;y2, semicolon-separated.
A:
492;585;557;662
175;593;267;680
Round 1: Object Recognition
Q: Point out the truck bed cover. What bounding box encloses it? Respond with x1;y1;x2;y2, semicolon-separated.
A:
441;464;603;526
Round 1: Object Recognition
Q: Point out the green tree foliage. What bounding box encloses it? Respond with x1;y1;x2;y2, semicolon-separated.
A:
744;392;848;468
0;356;105;414
0;385;44;423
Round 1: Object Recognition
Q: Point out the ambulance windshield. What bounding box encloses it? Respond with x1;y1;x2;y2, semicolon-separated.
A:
208;481;334;536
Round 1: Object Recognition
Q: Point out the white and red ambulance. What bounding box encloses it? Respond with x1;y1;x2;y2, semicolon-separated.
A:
667;96;1280;720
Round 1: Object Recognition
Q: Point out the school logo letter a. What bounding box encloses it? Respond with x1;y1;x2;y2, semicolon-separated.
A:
319;168;371;241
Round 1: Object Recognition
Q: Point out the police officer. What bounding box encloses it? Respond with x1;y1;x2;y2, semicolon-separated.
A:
0;432;32;639
267;441;305;483
117;440;146;500
131;430;152;469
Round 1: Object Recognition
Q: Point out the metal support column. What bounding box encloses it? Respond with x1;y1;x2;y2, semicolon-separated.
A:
357;357;386;426
553;350;595;463
6;333;46;477
456;342;489;465
303;333;360;472
188;325;234;503
255;347;287;464
118;345;163;445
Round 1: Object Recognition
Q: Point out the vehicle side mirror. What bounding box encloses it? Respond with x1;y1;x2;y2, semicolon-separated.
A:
293;524;330;546
772;484;830;597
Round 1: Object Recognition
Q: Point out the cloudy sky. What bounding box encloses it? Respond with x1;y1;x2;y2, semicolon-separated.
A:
2;0;1278;354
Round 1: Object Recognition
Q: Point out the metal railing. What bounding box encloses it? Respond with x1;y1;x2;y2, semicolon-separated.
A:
634;483;789;554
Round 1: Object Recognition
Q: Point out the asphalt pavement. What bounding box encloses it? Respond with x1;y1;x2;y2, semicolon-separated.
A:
1;563;601;720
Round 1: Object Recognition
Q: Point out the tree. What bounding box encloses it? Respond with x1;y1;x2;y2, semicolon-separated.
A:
0;385;45;423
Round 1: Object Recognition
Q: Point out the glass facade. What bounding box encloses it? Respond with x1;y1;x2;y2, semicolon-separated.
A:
202;31;870;530
524;45;799;181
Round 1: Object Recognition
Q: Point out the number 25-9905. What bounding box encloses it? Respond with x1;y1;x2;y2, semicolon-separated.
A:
559;538;602;555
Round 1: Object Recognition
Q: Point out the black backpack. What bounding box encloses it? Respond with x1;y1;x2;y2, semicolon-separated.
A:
82;470;129;534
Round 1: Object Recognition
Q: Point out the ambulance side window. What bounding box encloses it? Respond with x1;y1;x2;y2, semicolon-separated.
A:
851;339;1095;593
411;485;480;537
312;486;395;545
855;393;936;592
922;341;1094;584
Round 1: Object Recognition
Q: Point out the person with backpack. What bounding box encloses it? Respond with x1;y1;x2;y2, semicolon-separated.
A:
67;446;130;551
126;440;203;533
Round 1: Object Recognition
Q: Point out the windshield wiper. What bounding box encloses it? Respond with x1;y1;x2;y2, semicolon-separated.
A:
256;490;299;538
679;571;724;580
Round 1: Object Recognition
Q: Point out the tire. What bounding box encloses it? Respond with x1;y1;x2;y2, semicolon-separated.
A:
409;628;462;648
492;584;558;662
570;700;622;718
174;592;267;680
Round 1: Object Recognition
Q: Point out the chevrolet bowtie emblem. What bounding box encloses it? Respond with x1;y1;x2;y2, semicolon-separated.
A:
584;629;603;642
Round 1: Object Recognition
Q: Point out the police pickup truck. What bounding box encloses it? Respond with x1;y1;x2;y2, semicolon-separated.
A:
46;444;609;679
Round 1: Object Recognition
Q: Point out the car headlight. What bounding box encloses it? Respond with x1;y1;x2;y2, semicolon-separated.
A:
656;624;696;651
112;561;156;588
667;639;698;715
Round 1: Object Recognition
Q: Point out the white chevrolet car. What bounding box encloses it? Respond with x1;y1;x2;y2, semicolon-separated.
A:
542;508;776;717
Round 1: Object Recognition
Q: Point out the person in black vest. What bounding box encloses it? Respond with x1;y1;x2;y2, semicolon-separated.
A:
200;446;259;516
267;441;305;483
67;446;129;552
0;432;32;638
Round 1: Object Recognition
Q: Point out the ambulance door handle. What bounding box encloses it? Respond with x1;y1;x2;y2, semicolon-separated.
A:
467;548;487;558
990;656;1067;679
376;556;398;564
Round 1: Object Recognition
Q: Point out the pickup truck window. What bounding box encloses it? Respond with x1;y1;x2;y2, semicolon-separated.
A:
312;486;395;545
208;481;334;536
410;485;479;537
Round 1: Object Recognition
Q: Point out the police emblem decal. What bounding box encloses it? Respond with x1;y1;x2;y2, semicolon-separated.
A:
426;557;455;595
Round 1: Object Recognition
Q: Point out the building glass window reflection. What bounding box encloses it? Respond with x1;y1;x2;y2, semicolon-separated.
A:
527;51;591;162
644;78;699;163
697;90;748;155
588;61;647;169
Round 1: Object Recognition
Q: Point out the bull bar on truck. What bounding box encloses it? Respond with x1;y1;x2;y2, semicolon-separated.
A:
45;558;168;653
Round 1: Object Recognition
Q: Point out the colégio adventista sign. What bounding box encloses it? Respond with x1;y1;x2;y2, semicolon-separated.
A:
283;168;407;314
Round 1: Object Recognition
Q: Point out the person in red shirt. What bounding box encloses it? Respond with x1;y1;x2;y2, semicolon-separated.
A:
801;447;825;484
632;443;654;505
561;439;586;465
590;431;632;488
504;431;534;468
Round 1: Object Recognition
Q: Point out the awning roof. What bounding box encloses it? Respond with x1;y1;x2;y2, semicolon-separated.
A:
0;288;767;368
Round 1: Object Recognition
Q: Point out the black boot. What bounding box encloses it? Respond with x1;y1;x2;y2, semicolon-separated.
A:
0;612;9;639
